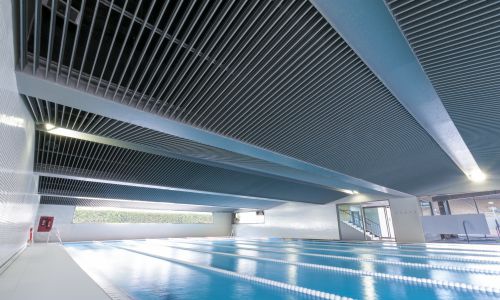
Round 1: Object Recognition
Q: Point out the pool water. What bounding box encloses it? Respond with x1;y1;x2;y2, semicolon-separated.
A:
65;238;500;300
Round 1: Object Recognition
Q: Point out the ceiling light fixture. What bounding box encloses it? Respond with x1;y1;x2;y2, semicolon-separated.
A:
44;123;84;139
44;123;56;130
339;189;360;195
467;169;486;183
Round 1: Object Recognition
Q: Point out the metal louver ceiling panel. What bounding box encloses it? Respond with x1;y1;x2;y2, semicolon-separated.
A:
40;196;235;212
38;176;281;210
386;0;500;178
18;0;464;195
34;130;346;204
24;96;319;178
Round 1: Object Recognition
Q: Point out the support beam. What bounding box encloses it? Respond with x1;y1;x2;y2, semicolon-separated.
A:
310;0;484;182
17;71;409;198
37;125;359;195
37;172;285;210
388;197;425;243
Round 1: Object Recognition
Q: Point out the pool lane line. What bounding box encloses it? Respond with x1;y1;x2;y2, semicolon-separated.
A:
100;243;354;300
153;240;500;275
250;238;500;256
132;241;500;295
241;239;500;255
184;239;500;265
227;240;500;259
218;240;500;264
158;240;500;274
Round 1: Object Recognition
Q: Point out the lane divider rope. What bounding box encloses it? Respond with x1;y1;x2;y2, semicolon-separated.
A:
241;238;500;257
218;240;500;264
102;243;353;300
148;241;500;295
168;239;500;275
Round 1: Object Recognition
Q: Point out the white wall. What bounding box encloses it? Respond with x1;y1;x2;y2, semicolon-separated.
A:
0;0;39;268
389;197;425;243
234;202;340;240
34;205;232;242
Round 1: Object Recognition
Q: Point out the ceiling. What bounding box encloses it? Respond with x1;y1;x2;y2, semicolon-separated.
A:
386;0;500;183
12;0;499;211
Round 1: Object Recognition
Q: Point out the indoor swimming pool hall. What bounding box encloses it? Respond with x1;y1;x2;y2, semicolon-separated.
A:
1;0;500;299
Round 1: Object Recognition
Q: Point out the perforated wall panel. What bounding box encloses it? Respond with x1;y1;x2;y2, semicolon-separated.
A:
0;0;39;268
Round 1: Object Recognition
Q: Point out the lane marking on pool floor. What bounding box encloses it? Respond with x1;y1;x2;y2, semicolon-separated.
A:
164;239;500;274
102;243;353;300
135;241;500;295
211;240;500;264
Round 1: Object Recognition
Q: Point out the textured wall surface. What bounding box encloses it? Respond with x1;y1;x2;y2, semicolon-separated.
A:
234;202;340;240
0;0;39;267
34;205;232;242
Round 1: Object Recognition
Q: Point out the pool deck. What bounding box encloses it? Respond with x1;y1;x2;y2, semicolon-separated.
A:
0;243;110;300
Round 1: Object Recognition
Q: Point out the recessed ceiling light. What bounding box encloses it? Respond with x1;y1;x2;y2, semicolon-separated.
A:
44;123;56;130
488;201;494;205
468;170;486;183
43;124;84;139
339;189;360;195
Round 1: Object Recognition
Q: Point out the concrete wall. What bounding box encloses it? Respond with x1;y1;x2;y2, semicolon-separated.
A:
234;193;428;243
0;0;39;268
34;205;232;242
389;197;425;243
234;202;340;240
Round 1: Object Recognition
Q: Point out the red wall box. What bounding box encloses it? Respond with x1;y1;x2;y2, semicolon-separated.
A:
38;216;54;232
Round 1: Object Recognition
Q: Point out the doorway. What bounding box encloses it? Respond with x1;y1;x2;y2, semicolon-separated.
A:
362;205;395;240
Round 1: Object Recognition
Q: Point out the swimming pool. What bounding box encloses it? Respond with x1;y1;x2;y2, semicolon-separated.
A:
65;238;500;300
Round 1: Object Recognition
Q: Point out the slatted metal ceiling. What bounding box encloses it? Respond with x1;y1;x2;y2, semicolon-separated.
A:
34;130;345;203
24;97;307;176
40;196;235;212
38;176;280;210
26;96;345;204
386;0;500;178
19;0;465;195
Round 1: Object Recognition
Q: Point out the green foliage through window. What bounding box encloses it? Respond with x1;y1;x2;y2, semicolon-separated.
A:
73;207;213;224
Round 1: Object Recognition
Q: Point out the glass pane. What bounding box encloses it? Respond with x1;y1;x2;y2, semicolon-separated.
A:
448;198;478;215
73;207;213;224
233;211;265;224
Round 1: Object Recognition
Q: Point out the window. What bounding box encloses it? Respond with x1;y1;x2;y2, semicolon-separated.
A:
233;211;265;224
419;200;433;216
73;207;213;224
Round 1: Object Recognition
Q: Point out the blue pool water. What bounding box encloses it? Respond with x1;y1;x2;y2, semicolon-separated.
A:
65;238;500;300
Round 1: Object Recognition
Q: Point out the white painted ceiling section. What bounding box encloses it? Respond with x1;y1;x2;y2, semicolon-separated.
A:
309;0;485;183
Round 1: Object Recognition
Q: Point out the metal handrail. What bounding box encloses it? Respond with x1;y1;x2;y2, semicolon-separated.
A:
463;220;470;244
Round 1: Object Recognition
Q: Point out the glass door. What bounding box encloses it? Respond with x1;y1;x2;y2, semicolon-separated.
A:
363;206;395;239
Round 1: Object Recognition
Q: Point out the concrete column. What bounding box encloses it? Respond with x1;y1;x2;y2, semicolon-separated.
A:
389;197;425;243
